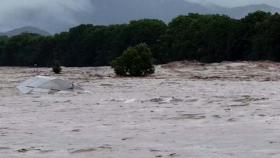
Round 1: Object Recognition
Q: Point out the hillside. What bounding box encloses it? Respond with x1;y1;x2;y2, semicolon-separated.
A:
90;1;280;24
1;1;280;33
226;4;280;18
0;26;50;37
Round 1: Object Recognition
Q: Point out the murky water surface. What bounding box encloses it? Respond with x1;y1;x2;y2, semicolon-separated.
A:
1;62;280;158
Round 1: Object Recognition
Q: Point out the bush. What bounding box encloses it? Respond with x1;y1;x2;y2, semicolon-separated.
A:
52;60;62;74
111;43;155;76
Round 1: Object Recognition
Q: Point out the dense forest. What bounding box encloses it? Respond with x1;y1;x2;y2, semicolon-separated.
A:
0;11;279;67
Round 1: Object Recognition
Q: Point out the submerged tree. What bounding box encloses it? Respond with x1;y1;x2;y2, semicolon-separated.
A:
52;60;62;74
111;43;155;77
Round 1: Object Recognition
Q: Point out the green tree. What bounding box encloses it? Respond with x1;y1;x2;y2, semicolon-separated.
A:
240;11;273;60
2;33;44;66
250;13;280;61
162;13;239;62
52;60;62;74
125;19;167;64
0;12;280;67
111;43;155;76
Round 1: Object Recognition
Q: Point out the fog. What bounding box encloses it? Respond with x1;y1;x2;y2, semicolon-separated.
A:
185;0;280;7
0;0;278;33
0;0;94;33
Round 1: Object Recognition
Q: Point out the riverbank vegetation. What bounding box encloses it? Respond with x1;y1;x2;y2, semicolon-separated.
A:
0;11;279;67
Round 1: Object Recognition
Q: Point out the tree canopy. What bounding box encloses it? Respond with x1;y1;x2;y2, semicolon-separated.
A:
0;11;280;67
112;43;155;76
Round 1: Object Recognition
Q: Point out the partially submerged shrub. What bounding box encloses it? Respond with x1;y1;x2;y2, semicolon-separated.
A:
52;60;62;74
111;43;155;76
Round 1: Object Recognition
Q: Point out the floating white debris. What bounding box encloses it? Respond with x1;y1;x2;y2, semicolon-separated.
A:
124;99;136;104
17;76;76;94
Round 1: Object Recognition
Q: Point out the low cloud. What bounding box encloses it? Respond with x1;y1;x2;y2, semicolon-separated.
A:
0;0;279;33
186;0;280;7
0;0;94;33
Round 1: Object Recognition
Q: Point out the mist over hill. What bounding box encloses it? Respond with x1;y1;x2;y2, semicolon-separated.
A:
90;1;280;23
0;0;280;33
0;26;50;37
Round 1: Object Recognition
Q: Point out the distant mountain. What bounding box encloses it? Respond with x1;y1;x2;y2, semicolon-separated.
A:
0;26;50;37
1;1;280;33
86;1;280;24
89;0;213;24
226;4;280;18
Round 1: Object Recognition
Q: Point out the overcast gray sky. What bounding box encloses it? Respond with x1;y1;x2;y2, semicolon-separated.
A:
0;0;279;33
186;0;280;7
0;0;93;33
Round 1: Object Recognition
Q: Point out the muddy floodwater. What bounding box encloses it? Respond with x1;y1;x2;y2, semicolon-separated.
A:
1;61;280;158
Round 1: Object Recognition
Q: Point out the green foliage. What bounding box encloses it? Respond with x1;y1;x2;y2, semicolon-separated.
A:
125;19;167;46
52;60;62;74
111;43;155;76
162;14;241;62
0;12;280;67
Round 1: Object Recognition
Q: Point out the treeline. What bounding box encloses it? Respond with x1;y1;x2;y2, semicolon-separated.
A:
0;11;280;67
